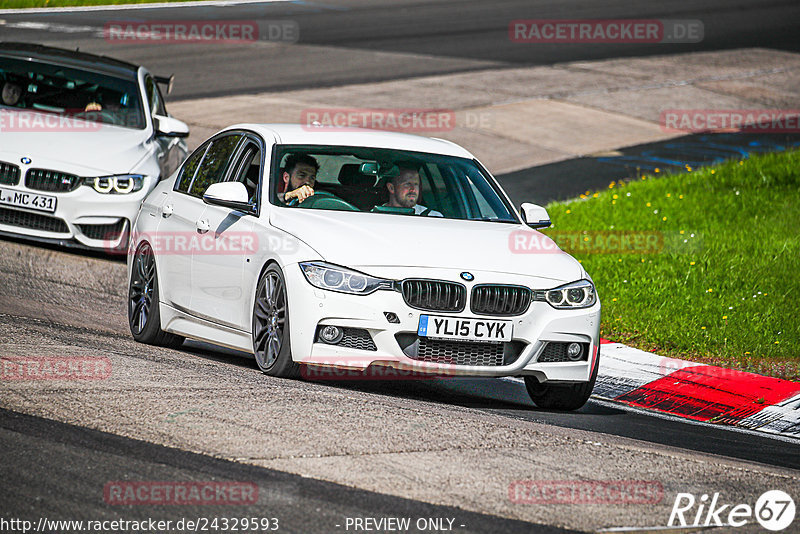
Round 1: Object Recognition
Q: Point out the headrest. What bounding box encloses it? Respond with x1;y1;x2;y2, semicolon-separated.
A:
277;167;286;193
338;164;376;188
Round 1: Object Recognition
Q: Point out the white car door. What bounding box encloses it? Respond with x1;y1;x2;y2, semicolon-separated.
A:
190;135;262;330
158;132;243;312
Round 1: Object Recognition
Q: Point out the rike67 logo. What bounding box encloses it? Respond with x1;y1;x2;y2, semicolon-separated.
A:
669;490;795;531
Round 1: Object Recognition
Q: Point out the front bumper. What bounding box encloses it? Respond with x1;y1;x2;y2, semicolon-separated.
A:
0;184;148;251
284;265;601;382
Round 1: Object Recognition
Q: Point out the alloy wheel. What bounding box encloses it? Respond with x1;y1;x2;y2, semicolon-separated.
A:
254;271;286;370
129;244;155;335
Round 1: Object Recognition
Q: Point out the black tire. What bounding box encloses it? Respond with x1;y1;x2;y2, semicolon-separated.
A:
524;348;600;411
252;264;300;378
128;242;184;347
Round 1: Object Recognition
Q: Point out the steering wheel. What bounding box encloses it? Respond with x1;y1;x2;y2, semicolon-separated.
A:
287;190;359;211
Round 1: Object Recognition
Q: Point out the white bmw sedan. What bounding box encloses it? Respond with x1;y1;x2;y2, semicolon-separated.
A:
0;43;189;250
127;124;601;410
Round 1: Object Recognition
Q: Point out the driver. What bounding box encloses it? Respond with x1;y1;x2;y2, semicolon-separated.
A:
280;154;319;204
385;164;442;216
1;82;23;107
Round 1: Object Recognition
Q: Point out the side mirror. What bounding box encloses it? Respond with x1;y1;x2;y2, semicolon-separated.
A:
154;74;175;94
203;182;253;213
154;114;189;138
520;202;551;229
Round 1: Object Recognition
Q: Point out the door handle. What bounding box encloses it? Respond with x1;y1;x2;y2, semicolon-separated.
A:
161;204;174;218
196;219;210;234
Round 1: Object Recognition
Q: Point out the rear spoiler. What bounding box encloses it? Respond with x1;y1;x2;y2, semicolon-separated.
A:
154;74;174;95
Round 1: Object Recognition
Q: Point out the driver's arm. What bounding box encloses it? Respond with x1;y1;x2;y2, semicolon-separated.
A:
283;184;315;204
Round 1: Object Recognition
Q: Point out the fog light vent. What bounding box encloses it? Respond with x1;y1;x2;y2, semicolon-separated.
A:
537;342;589;363
315;326;377;351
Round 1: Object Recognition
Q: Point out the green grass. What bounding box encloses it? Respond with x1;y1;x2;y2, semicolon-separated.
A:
0;0;197;8
543;150;800;381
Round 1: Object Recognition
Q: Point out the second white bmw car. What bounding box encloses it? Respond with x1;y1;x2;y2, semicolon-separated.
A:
0;43;189;250
127;124;601;410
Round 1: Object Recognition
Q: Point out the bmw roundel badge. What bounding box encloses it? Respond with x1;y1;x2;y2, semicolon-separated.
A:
460;272;474;281
21;157;31;165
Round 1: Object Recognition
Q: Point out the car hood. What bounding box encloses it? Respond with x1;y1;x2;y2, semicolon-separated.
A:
270;208;583;284
0;109;151;175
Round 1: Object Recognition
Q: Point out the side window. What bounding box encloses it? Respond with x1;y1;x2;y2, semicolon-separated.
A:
144;75;166;116
458;165;508;219
188;134;243;197
420;163;449;214
228;141;262;204
465;175;495;217
175;143;208;193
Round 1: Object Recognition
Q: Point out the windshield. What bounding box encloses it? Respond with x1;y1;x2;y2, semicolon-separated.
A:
0;57;145;129
271;145;518;223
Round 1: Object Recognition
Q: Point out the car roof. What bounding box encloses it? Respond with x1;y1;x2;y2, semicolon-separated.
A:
0;42;140;79
227;124;475;159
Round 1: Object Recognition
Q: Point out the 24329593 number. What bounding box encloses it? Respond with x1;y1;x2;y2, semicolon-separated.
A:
194;517;280;531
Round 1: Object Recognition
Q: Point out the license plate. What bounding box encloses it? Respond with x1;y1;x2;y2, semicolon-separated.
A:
418;315;513;343
0;187;57;213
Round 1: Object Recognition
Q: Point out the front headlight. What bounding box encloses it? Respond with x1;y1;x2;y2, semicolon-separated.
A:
300;262;394;295
83;174;145;194
535;279;597;309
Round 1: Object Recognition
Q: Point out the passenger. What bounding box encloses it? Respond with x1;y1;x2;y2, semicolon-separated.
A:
385;164;442;216
1;82;22;107
280;154;319;204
